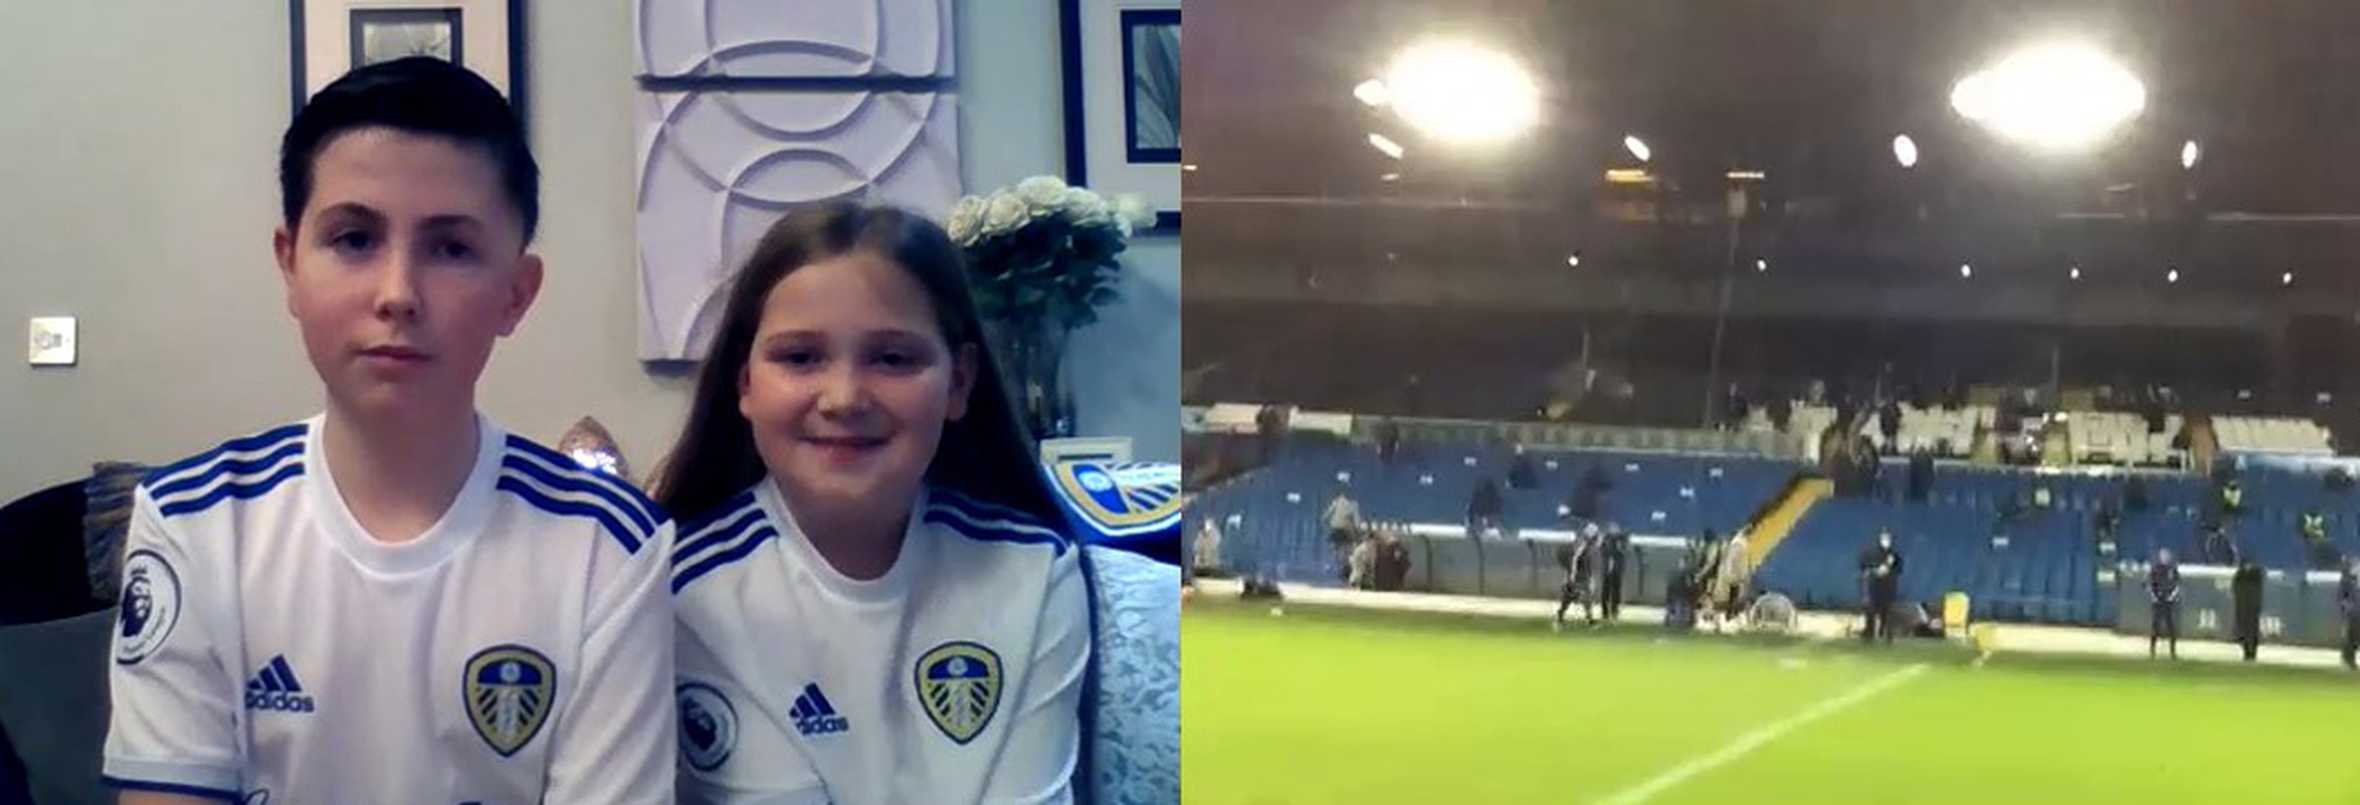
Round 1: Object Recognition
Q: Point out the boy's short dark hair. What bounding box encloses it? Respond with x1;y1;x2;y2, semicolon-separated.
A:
279;56;539;242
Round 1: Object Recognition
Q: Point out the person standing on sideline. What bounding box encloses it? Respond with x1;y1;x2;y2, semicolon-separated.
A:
1467;477;1505;540
1712;527;1753;632
2339;556;2359;671
1323;489;1362;582
1553;526;1598;631
1192;514;1222;580
1599;523;1629;623
2150;548;2182;659
1858;531;1902;643
1346;531;1378;590
2231;557;2264;662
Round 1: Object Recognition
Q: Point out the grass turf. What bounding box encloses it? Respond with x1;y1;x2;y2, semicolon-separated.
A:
1181;598;2360;804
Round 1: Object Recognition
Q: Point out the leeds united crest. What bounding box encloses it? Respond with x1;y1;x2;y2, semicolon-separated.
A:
464;644;556;757
914;641;1003;745
1051;462;1181;536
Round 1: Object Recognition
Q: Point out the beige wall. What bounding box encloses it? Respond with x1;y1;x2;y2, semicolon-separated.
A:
0;0;1179;499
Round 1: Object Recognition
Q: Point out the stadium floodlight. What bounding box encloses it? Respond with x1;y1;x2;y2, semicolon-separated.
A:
1353;78;1391;108
2282;271;2294;286
2070;266;2081;280
1893;134;1919;167
1383;40;1540;146
1960;263;1974;278
1368;132;1406;160
2167;267;2180;283
1950;43;2146;151
1566;253;1582;268
1624;135;1652;163
1755;258;1769;272
2181;139;2201;170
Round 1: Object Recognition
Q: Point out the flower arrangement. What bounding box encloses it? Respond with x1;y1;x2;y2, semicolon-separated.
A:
947;176;1155;439
948;175;1155;331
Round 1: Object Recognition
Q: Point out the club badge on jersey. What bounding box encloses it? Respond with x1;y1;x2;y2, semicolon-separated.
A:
676;682;738;771
1048;461;1181;563
115;549;182;665
463;644;556;757
913;641;1003;745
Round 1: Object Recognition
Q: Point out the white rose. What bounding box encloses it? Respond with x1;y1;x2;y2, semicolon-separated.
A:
946;195;985;245
1059;187;1110;224
982;193;1030;236
1015;176;1069;218
1112;194;1155;228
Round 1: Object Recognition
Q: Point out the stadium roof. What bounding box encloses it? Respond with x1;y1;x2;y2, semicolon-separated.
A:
1186;0;2360;291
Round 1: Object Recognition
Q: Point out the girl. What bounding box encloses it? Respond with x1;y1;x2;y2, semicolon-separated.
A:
656;203;1088;804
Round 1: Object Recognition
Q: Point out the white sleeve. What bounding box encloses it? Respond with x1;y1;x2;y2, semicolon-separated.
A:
675;602;829;805
980;548;1089;804
102;489;244;801
542;522;679;804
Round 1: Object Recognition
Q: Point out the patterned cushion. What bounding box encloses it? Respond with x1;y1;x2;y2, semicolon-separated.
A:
1080;545;1179;804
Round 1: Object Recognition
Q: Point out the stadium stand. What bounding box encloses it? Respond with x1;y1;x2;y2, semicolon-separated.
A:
2213;415;2333;455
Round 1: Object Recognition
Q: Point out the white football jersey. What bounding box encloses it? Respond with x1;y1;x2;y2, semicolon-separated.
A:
672;478;1087;805
102;415;677;803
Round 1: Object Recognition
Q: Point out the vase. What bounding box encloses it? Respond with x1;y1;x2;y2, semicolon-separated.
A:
992;317;1078;442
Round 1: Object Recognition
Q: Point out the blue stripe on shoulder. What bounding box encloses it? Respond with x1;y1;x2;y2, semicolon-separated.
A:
929;487;1052;528
924;507;1070;557
155;461;306;518
670;524;779;594
101;775;242;803
925;495;1066;538
147;439;306;501
504;435;667;525
498;452;658;536
675;498;765;568
675;489;758;539
142;423;308;491
495;475;646;554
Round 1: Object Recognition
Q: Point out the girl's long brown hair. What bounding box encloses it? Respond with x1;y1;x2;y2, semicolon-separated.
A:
651;202;1059;526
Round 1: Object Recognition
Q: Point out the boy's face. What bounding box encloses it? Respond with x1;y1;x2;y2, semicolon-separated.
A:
274;127;541;424
739;252;976;531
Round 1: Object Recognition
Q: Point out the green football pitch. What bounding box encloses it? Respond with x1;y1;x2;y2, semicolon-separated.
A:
1182;598;2360;804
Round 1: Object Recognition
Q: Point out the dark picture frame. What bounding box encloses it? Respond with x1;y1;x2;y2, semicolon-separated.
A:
1119;9;1180;165
350;8;464;71
290;0;526;125
1059;0;1180;234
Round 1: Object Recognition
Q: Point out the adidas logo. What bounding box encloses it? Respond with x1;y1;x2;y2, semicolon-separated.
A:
244;655;316;714
789;683;849;737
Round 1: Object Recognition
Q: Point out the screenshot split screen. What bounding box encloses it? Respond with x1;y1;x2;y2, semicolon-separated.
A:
5;1;2360;803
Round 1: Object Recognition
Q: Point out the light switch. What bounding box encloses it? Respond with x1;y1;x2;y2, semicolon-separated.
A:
29;316;76;366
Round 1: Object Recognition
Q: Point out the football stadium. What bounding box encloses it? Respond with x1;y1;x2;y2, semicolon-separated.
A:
1185;1;2360;802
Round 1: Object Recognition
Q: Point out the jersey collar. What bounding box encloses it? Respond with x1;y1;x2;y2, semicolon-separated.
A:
304;412;502;576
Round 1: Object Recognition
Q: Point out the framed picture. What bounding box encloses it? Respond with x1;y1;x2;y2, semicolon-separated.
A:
1119;9;1180;165
351;8;462;68
291;0;523;118
1060;0;1180;233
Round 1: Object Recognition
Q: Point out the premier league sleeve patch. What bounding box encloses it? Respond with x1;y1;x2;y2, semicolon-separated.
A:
114;549;182;666
464;644;557;757
676;682;738;771
914;641;1003;745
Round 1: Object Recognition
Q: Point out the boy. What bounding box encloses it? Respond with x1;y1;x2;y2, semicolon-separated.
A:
103;58;674;803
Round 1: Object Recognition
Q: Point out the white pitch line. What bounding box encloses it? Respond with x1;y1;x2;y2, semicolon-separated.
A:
1595;663;1929;805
